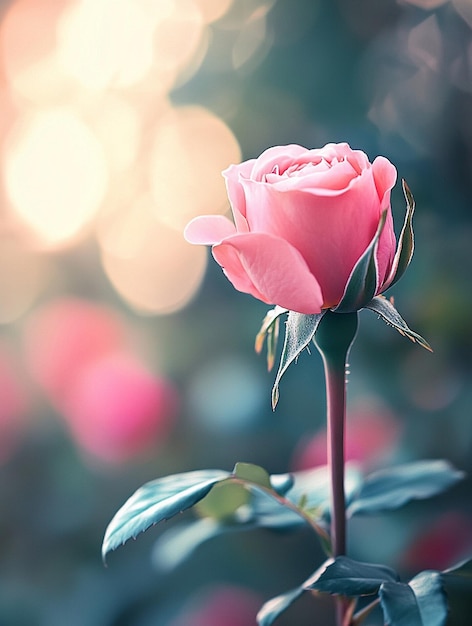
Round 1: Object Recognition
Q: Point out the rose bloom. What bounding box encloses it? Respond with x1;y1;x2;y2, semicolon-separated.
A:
185;143;398;314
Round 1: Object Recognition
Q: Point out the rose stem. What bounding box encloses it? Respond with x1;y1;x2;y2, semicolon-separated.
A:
314;311;359;626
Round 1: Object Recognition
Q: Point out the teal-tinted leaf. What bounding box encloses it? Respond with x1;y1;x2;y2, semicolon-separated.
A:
196;480;250;520
442;558;472;590
365;295;432;351
257;586;304;626
272;311;325;408
379;582;422;626
102;469;229;560
385;180;415;290
443;557;472;579
152;518;223;571
379;571;447;626
334;210;387;313
347;460;464;517
409;571;448;626
270;472;294;496
305;556;399;596
151;466;361;574
255;306;287;371
233;462;272;488
275;464;362;525
151;466;361;576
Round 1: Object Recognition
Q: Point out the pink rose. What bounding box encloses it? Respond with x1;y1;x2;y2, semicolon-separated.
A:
185;143;398;314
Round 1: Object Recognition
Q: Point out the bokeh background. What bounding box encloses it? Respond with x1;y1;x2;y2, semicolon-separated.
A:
0;0;471;624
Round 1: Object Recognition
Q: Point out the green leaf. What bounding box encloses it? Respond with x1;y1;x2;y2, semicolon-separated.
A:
233;462;272;488
257;586;304;626
255;306;287;371
334;210;387;313
196;481;250;520
272;311;325;408
379;571;447;626
365;295;432;351
305;556;399;596
385;180;415;289
347;460;464;517
102;469;229;561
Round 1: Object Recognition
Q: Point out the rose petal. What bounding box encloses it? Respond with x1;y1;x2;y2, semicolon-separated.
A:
184;215;236;245
372;156;398;287
239;169;387;307
250;144;308;181
212;232;324;314
222;159;255;226
372;156;397;208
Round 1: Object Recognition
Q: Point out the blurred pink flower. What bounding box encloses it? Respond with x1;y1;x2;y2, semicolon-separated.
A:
402;512;472;572
169;585;262;626
23;297;178;463
62;353;178;463
23;298;127;405
292;400;402;471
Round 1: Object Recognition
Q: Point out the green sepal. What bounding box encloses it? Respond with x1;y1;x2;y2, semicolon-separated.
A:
333;209;387;313
385;179;415;289
365;295;432;351
255;306;287;371
272;311;325;409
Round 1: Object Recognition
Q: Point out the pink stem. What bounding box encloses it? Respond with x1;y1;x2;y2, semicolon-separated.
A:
314;311;358;626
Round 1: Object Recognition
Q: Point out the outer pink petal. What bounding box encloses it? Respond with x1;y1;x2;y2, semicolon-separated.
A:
372;156;398;287
239;169;384;307
212;232;324;314
222;159;255;228
184;215;236;245
372;156;397;209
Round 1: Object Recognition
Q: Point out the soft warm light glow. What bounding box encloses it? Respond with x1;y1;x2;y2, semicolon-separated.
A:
4;108;108;248
194;0;234;23
232;5;273;71
87;95;140;174
0;0;69;85
149;105;241;231
152;0;206;87
100;199;207;314
0;0;73;104
57;0;158;90
55;0;207;92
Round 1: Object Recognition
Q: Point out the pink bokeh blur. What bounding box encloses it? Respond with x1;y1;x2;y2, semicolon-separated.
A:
402;511;472;572
169;584;262;626
292;399;402;471
22;297;178;463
